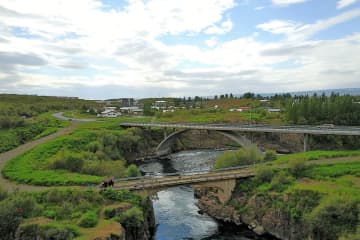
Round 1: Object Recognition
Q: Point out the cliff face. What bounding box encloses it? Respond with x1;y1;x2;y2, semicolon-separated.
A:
124;198;155;240
194;182;311;240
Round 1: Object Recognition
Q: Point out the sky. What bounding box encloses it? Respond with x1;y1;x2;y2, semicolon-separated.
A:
0;0;360;99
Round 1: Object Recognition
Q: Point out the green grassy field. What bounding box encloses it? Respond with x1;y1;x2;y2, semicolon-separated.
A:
0;112;70;153
274;150;360;164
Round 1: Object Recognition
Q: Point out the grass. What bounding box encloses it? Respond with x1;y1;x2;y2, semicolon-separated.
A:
0;112;70;153
303;161;360;179
274;150;360;164
2;130;103;186
290;179;360;199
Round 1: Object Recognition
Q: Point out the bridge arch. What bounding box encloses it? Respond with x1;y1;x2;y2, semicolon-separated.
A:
156;129;263;156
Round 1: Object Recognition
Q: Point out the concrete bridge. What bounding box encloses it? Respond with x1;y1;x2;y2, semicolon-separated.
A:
112;166;254;191
120;122;360;155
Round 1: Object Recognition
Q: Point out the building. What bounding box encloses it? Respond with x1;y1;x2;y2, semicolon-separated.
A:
152;100;167;110
119;98;135;107
97;107;122;118
119;106;143;115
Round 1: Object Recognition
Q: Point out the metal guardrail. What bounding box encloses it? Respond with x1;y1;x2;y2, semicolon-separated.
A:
120;122;360;136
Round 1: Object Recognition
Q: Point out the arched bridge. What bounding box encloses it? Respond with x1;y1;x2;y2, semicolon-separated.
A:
120;122;360;155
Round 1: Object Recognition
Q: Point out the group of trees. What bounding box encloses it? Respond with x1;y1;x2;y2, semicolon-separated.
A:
286;94;360;125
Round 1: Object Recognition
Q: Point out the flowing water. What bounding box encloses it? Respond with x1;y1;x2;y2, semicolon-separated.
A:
139;150;274;240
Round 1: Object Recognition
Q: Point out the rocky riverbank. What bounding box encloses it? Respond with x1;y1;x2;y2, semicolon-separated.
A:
194;180;309;240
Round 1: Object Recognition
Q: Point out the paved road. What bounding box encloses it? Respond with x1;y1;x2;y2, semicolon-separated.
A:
52;112;96;122
120;122;360;136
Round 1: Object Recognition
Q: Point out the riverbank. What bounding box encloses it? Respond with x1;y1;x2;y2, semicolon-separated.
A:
194;157;360;240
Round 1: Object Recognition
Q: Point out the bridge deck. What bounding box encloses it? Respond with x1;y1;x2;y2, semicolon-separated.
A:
113;168;254;190
120;122;360;136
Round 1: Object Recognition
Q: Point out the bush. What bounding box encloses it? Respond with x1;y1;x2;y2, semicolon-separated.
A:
126;164;141;178
270;172;294;191
78;210;98;228
17;222;80;240
50;149;84;173
264;150;277;161
255;167;274;183
289;158;307;178
104;207;116;219
117;206;144;228
100;189;142;206
308;196;359;240
0;200;22;239
213;147;262;169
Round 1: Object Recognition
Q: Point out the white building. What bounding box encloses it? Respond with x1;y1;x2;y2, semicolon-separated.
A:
97;107;122;117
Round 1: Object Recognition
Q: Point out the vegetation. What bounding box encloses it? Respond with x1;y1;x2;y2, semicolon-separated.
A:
2;122;161;185
230;154;360;240
274;149;360;164
0;187;147;239
213;147;262;169
0;94;99;153
286;93;360;125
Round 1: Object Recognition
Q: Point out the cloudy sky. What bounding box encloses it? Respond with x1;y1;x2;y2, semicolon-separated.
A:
0;0;359;99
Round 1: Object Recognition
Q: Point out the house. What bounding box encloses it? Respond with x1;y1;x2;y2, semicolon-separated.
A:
152;100;167;110
97;107;121;118
119;106;143;115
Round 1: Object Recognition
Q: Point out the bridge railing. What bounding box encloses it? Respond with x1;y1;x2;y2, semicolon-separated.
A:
114;164;256;182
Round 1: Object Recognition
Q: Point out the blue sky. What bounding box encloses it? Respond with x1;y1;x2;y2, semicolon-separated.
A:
0;0;359;99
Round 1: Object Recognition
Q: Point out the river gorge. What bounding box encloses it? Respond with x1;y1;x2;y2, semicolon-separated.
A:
139;150;275;240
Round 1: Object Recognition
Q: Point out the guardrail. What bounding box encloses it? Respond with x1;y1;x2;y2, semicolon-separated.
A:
114;164;255;182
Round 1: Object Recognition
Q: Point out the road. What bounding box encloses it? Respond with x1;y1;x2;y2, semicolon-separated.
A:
52;112;97;122
120;122;360;136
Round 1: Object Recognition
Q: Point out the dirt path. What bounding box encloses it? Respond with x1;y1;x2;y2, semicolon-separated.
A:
0;122;79;192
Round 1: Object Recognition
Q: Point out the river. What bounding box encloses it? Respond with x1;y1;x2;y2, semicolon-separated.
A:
139;150;274;240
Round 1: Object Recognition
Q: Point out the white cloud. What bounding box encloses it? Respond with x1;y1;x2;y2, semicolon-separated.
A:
337;0;359;9
205;37;218;48
255;6;265;10
257;20;301;35
257;8;360;40
0;0;359;98
204;19;233;35
271;0;308;6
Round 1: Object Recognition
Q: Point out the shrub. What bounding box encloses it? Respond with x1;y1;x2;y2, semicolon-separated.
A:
308;196;359;240
17;223;80;240
117;206;144;228
270;172;294;191
0;186;8;201
255;166;274;183
126;164;141;178
100;189;142;206
50;149;84;173
289;158;308;178
264;150;277;161
0;200;22;239
78;210;98;228
87;141;102;153
213;147;262;169
104;207;116;219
